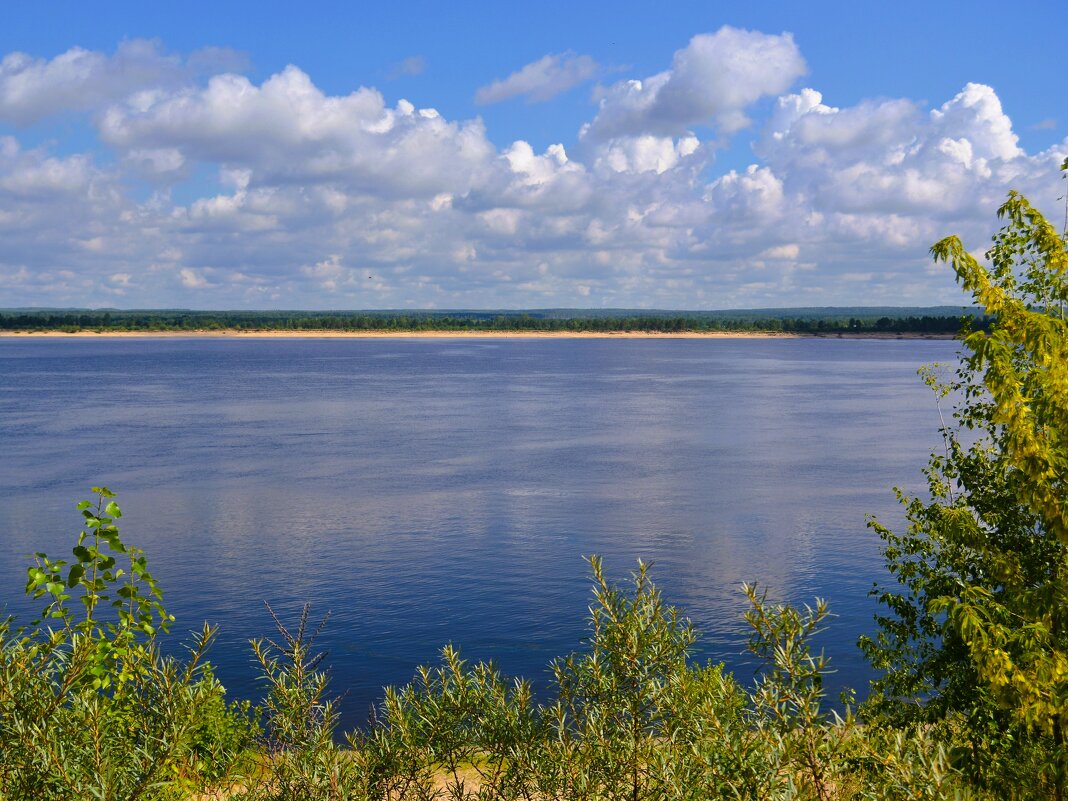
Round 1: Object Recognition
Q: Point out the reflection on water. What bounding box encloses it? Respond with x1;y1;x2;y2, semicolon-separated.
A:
0;336;957;729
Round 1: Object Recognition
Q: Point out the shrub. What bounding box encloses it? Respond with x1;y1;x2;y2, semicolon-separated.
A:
0;488;253;800
233;604;372;801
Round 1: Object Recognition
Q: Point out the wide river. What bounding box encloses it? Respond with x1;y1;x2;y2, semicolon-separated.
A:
0;336;957;729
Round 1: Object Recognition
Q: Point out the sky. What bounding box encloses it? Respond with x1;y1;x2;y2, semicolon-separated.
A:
1;0;1066;310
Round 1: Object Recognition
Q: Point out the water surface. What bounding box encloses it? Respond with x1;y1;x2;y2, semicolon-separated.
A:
0;336;956;728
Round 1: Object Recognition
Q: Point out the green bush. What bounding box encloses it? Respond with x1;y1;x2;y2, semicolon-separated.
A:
0;488;253;800
0;494;993;801
234;605;368;801
366;644;542;799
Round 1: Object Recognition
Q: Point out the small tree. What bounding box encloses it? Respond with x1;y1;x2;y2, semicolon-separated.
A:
543;557;697;801
862;168;1068;794
239;605;364;801
1;487;252;800
745;586;853;801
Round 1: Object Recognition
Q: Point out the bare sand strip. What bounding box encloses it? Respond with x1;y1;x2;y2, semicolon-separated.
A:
0;329;953;340
1;329;798;339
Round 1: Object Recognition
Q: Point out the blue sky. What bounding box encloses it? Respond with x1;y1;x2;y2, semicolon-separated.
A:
1;1;1065;309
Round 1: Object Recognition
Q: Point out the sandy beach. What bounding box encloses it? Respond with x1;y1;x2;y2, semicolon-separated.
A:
1;329;804;339
0;329;960;340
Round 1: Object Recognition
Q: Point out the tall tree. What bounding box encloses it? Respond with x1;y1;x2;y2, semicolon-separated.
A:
863;165;1068;743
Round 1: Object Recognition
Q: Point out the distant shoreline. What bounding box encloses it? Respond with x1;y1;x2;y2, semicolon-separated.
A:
0;329;956;340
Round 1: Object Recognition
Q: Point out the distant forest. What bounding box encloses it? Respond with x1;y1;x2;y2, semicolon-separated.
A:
0;307;987;335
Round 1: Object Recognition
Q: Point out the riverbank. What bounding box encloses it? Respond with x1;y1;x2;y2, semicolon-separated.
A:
0;329;954;339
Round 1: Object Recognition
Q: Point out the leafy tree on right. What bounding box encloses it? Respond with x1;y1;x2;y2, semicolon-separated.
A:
862;159;1068;796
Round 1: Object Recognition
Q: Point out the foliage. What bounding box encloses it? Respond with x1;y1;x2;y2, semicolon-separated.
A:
360;558;795;801
24;486;173;689
542;556;701;800
930;187;1068;731
0;307;981;336
861;178;1068;796
366;558;911;801
1;496;997;800
234;604;367;801
744;586;855;801
857;726;985;801
0;488;253;800
366;644;542;800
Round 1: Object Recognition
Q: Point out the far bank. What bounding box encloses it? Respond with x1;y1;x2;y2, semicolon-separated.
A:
0;329;956;340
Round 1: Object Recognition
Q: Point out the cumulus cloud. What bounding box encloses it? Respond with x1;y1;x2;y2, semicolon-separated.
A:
581;27;805;141
752;82;1031;220
704;165;786;224
99;66;499;198
0;136;153;301
179;267;211;288
593;134;701;175
0;34;1065;310
123;147;187;181
681;80;1067;307
475;52;601;104
0;39;243;125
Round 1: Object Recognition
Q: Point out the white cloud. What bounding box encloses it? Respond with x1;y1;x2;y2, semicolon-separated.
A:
673;81;1068;308
475;51;601;104
0;137;153;303
753;83;1033;220
124;147;186;180
99;66;499;198
581;27;806;141
178;267;211;288
0;35;1065;311
929;83;1021;162
301;254;347;291
0;39;243;125
761;244;800;260
705;165;786;223
594;134;701;175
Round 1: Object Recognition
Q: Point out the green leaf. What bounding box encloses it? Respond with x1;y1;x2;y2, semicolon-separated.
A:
67;565;84;587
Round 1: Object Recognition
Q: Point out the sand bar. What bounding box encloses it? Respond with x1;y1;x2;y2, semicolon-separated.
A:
0;329;955;340
2;329;801;339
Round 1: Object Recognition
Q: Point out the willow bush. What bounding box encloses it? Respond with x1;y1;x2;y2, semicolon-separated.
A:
236;605;369;801
0;488;253;801
0;495;986;801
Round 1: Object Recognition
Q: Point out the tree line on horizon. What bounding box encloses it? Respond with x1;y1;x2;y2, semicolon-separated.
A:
0;309;983;335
